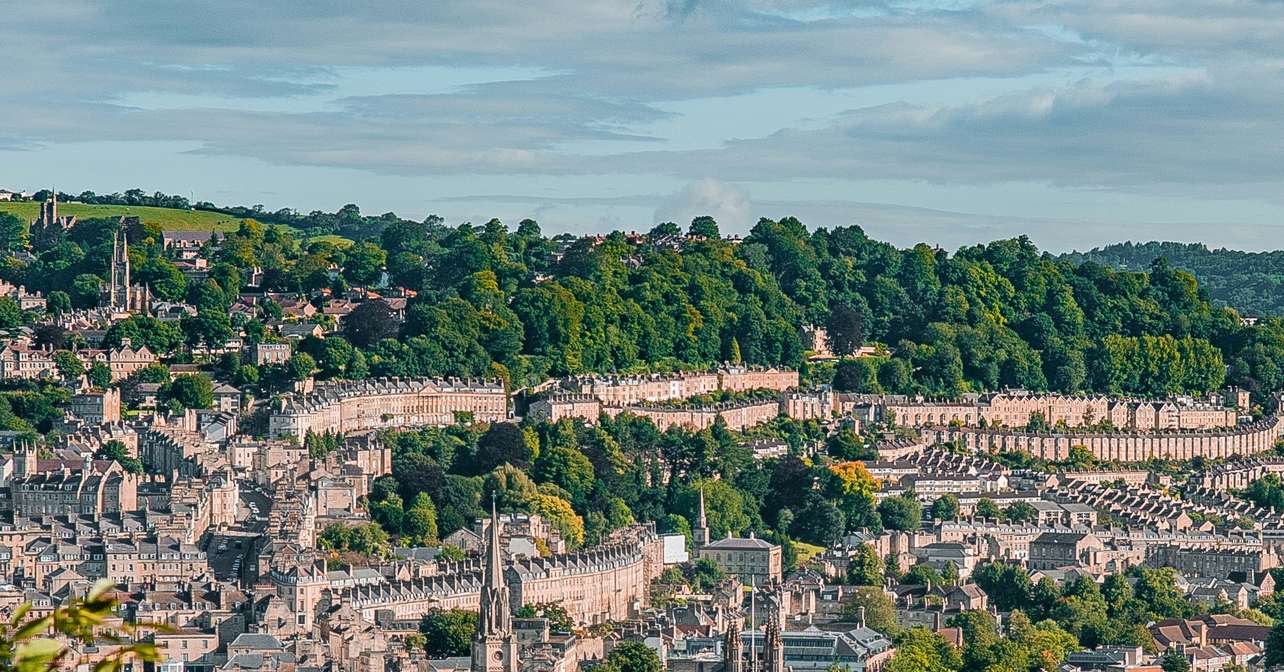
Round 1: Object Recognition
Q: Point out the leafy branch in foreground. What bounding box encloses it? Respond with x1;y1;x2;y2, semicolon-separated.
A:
0;579;169;672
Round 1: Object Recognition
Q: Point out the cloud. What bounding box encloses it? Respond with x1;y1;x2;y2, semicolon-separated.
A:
654;179;754;232
583;65;1284;197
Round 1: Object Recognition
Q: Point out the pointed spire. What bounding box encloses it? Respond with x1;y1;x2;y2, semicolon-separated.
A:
485;494;504;595
698;486;708;529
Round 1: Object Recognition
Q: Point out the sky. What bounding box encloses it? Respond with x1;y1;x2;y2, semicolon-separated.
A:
3;1;1284;251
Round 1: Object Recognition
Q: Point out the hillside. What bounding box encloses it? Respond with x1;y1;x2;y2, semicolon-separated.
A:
0;202;251;232
1060;241;1284;316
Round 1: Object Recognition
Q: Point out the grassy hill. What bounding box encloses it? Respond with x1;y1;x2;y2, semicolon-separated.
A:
0;202;252;232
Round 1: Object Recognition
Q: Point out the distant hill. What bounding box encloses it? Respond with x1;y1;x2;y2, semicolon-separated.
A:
1060;241;1284;316
0;202;252;232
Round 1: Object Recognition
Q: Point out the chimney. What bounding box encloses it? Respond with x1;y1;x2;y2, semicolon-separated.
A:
857;606;866;629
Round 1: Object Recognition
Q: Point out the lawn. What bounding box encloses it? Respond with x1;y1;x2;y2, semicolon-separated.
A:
0;202;254;232
793;540;825;563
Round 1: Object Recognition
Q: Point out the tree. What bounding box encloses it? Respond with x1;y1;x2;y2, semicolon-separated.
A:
0;212;28;252
515;603;573;633
532;445;594;502
975;497;1002;520
877;496;922;531
53;350;84;381
419;609;476;657
686;558;726;591
476;422;536;473
162;373;214;410
973;562;1033;612
344;300;398;348
1004;501;1038;524
404;493;439;544
884;627;961;672
846;544;884;586
688;216;719;239
827;303;864;356
1266;620;1284;668
598;641;662;672
88;361;112;389
33;324;67;351
930;494;960;521
343;241;387;286
1161;648;1192;672
286;352;316;381
842;586;901;636
181;311;233;348
826;429;874;460
46;290;71;316
792;492;846;546
96;440;143;474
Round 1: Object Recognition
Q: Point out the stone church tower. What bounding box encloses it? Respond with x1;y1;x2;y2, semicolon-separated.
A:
693;486;710;547
100;224;150;313
472;499;517;672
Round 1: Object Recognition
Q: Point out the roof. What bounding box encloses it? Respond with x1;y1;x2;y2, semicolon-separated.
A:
703;536;777;551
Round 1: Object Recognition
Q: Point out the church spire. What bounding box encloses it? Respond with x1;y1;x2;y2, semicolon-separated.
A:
472;496;517;672
693;485;710;547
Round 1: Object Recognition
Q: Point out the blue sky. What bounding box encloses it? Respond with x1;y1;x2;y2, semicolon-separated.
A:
3;0;1284;250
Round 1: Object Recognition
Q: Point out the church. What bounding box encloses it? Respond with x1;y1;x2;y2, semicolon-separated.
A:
99;226;151;314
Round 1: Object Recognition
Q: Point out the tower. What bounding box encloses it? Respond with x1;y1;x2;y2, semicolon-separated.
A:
763;601;784;672
39;190;56;227
693;486;710;548
103;226;133;310
14;441;36;478
723;612;743;672
472;498;517;672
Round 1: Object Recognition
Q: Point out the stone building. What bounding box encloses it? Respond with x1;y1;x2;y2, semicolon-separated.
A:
0;344;56;380
1028;532;1105;570
884;391;1238;432
99;227;151;313
268;377;508;441
76;342;157;382
929;415;1284;463
10;451;139;519
333;524;663;626
716;366;799;393
692;491;782;585
67;387;121;425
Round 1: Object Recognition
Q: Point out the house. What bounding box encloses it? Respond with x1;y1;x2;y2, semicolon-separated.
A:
212;383;242;414
277;323;323;340
912;542;978;580
162;231;217;250
696;534;782;585
1028;532;1104;570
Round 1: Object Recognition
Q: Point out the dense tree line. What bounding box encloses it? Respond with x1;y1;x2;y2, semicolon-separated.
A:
15;198;1284;404
1062;241;1284;317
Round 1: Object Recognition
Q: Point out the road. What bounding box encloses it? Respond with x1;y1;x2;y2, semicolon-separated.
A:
204;480;273;585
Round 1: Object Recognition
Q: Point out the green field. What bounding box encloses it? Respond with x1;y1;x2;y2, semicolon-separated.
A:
306;234;355;248
0;202;254;232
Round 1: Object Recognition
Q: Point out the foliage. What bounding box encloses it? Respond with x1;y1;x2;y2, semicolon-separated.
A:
317;522;390;556
597;641;662;672
418;609;476;657
842;586;901;636
95;440;143;474
515;602;573;633
877;496;922;531
0;579;166;672
161;373;214;410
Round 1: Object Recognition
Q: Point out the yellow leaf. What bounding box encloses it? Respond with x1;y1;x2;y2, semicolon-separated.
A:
10;603;30;626
12;616;51;642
